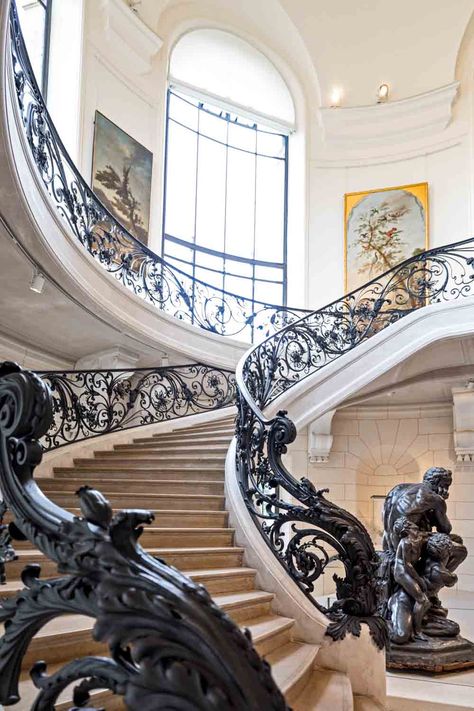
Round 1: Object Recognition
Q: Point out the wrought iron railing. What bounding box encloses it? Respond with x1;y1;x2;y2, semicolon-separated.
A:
235;237;474;649
0;363;288;710
8;1;309;343
39;363;236;451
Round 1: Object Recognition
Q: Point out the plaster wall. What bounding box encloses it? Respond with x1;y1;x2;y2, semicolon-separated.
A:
287;405;474;593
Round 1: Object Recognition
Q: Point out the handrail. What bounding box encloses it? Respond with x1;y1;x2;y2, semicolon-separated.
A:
39;363;236;450
235;234;474;649
8;1;310;344
0;362;288;709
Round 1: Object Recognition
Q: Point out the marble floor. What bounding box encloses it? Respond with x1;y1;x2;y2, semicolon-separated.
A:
387;589;474;710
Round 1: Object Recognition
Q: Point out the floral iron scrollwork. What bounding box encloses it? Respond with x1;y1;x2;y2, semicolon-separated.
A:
39;363;237;451
0;362;288;710
0;501;17;585
236;396;387;650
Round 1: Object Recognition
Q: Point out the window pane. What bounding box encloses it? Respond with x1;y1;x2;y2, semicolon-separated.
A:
225;147;256;257
164;122;197;241
168;92;198;131
254;265;284;280
195;135;226;251
164;239;194;264
224;274;253;299
257;131;286;158
195;266;223;290
254;280;283;305
224;259;253;278
199;109;228;143
228;121;257;153
17;0;47;92
255;155;285;262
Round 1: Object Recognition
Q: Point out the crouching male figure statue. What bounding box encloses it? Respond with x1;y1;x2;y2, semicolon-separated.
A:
380;467;474;672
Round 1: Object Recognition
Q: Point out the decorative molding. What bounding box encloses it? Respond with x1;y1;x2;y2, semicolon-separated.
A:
318;82;459;148
337;403;452;420
100;0;163;75
74;346;140;370
308;409;335;463
452;384;474;462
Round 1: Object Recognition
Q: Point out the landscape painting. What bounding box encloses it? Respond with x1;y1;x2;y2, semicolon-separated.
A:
344;183;428;293
92;111;153;245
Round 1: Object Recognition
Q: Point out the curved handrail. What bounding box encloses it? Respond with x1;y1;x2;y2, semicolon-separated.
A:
0;362;288;709
7;1;309;343
235;234;474;649
39;362;237;450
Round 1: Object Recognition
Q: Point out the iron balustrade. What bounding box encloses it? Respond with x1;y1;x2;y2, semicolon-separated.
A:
39;363;237;451
0;363;288;710
8;1;309;343
235;237;474;649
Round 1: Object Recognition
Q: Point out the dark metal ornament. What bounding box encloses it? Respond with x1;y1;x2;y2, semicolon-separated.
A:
0;501;17;584
0;363;288;710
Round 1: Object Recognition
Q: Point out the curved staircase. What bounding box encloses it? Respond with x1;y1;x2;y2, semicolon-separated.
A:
1;416;383;710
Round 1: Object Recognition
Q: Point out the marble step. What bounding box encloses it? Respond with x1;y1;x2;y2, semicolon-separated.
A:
387;673;474;711
53;466;224;480
8;545;244;579
71;458;225;471
133;433;233;445
8;611;294;672
292;668;354;710
92;450;227;461
38;477;225;496
109;443;230;454
353;696;386;710
1;565;258;599
266;641;320;702
44;491;226;510
13;526;235;550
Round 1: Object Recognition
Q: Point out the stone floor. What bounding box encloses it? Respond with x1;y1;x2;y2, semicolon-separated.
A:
387;589;474;710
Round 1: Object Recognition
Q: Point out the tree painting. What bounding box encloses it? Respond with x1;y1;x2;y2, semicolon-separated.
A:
92;112;153;245
345;185;428;293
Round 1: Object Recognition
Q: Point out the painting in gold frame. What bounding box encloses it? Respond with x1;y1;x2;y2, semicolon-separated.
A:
344;182;429;294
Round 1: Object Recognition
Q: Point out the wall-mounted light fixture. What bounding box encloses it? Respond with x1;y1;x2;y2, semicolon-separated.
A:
30;268;45;294
330;87;343;108
377;83;390;103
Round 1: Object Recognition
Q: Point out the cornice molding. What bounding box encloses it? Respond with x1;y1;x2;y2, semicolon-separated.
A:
319;82;459;147
100;0;163;76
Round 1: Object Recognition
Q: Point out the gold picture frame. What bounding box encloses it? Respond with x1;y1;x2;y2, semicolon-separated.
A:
344;182;429;294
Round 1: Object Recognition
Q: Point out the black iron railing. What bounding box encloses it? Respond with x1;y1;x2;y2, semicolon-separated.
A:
39;363;236;450
0;363;287;710
235;237;474;649
8;1;309;343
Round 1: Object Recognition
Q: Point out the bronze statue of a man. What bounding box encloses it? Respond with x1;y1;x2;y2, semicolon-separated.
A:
381;467;467;649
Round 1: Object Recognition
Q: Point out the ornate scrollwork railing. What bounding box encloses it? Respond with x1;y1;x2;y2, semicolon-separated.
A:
39;363;236;451
8;0;309;343
235;238;474;649
0;362;288;709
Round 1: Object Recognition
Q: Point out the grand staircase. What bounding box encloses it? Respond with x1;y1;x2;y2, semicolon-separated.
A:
1;416;382;710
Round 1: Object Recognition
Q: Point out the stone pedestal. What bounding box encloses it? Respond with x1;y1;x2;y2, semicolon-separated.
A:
387;634;474;673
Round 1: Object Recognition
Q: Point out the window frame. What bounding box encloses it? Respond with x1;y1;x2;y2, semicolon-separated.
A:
161;85;290;311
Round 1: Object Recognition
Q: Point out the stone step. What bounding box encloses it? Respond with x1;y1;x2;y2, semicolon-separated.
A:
38;477;225;496
133;432;233;445
16;672;124;711
45;491;226;511
292;668;354;711
72;458;224;471
13;526;235;550
73;455;224;471
353;697;386;710
266;641;320;702
8;545;244;579
110;443;230;454
9;611;293;674
0;565;258;600
53;467;224;480
92;450;227;461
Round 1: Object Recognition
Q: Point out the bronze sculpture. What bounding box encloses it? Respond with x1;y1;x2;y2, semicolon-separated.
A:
380;467;474;672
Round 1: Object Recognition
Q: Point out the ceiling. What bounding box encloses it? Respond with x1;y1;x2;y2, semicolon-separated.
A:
136;0;474;107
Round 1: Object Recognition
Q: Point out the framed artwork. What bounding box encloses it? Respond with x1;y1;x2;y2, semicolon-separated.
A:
344;182;429;293
92;111;153;245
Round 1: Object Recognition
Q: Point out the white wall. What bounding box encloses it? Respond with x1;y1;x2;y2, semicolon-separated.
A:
287;404;474;593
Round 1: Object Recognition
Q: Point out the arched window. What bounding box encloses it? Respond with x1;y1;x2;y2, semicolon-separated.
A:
17;0;53;97
162;29;295;309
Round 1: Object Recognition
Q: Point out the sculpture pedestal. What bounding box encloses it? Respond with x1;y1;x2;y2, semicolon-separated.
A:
387;634;474;673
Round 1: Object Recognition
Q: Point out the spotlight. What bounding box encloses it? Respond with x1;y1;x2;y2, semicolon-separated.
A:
30;269;45;294
377;83;390;103
330;87;343;108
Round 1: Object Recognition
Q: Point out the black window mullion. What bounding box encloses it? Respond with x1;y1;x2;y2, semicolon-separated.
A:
41;0;53;100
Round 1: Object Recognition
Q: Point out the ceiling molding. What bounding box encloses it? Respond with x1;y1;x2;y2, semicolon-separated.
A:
318;82;460;148
100;0;163;76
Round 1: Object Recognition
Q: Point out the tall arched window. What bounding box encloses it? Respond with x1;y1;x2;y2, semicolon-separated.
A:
163;30;295;310
17;0;53;97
